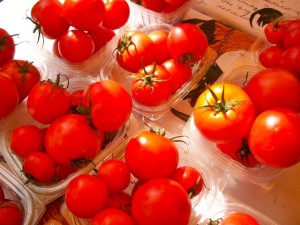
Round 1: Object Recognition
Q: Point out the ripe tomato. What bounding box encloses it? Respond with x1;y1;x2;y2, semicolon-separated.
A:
140;0;166;12
82;80;132;131
0;28;16;67
10;124;45;158
23;151;56;183
148;29;172;64
279;45;300;77
30;0;70;40
62;0;105;31
91;208;135;225
249;108;300;168
162;58;192;94
164;0;187;7
105;191;132;214
96;159;131;192
45;114;102;167
27;76;71;124
193;83;255;144
131;64;173;106
264;20;288;45
167;23;208;65
244;68;300;115
55;165;78;180
102;0;130;30
258;45;284;68
65;174;109;219
283;27;300;48
114;30;155;73
88;26;116;53
58;30;95;63
0;73;19;120
209;212;259;225
171;166;204;198
131;178;191;225
0;201;23;225
125;130;179;181
0;60;41;102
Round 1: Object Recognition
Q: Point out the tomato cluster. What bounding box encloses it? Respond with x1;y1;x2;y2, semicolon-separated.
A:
29;0;130;63
64;126;204;224
259;18;300;79
130;0;189;13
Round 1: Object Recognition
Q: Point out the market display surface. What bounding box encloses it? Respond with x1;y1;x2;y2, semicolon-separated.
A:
0;0;300;225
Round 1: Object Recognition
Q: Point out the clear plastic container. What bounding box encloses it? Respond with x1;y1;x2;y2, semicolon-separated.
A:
0;161;45;225
99;23;217;121
0;76;139;205
126;0;196;29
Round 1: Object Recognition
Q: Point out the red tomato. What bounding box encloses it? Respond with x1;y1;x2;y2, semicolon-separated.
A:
0;73;19;119
125;130;179;182
0;28;16;67
82;80;132;131
58;30;95;63
91;208;135;225
52;39;61;58
55;165;78;180
27;75;71;124
264;20;288;45
96;159;131;192
131;64;173;106
62;0;105;31
162;58;192;94
249;108;300;168
286;19;300;30
283;27;300;48
65;174;109;219
148;29;172;64
164;0;187;7
171;166;204;198
0;201;23;225
69;89;84;111
30;0;70;40
102;0;130;30
279;45;300;77
0;60;41;102
131;178;191;225
0;185;4;201
115;30;155;72
167;23;208;65
10;124;45;158
105;191;132;214
88;26;116;53
211;212;260;225
193;83;255;144
23;151;56;183
140;0;166;12
216;138;260;168
45;114;102;167
258;45;284;68
244;68;300;115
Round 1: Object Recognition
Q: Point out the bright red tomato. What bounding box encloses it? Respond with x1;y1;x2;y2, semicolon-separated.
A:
164;0;187;7
140;0;166;12
131;64;173;106
244;68;300;115
45;114;102;167
65;174;109;219
279;45;300;78
55;164;78;180
171;166;204;198
105;191;132;214
0;60;41;102
0;73;19;120
27;75;71;124
0;201;23;225
114;30;155;72
10;124;45;158
91;208;135;225
167;23;208;65
162;58;192;94
30;0;70;40
58;29;95;63
102;0;130;30
249;108;300;168
62;0;105;31
131;178;191;225
193;83;255;144
125;130;179;182
0;28;16;67
88;26;116;53
283;27;300;48
208;212;259;225
264;20;288;45
258;45;284;68
96;159;131;192
23;151;56;183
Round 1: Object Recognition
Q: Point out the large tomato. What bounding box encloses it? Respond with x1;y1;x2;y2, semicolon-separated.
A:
0;201;23;225
131;178;191;225
244;68;300;115
193;83;255;144
125;130;179;182
0;60;41;102
45;114;102;167
114;30;155;73
0;28;16;67
249;108;300;168
131;64;173;106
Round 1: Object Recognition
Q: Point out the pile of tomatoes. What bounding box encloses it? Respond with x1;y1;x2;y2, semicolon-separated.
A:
129;0;190;13
258;18;300;79
29;0;130;63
